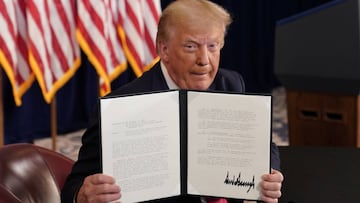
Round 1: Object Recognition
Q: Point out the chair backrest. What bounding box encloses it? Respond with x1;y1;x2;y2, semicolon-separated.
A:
0;143;74;203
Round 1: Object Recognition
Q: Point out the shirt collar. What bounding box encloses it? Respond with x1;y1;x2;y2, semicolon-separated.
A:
160;61;179;90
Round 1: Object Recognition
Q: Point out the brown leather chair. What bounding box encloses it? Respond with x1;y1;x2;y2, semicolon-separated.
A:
0;143;74;203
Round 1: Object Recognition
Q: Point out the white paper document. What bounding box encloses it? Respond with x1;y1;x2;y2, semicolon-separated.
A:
100;90;271;203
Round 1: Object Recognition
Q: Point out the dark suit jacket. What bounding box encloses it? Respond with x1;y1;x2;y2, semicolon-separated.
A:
61;63;280;203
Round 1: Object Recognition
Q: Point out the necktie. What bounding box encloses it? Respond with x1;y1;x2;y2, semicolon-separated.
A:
206;198;228;203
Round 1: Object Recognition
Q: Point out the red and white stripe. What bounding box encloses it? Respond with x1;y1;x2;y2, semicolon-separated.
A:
120;0;161;77
0;0;34;106
27;0;80;103
77;0;127;96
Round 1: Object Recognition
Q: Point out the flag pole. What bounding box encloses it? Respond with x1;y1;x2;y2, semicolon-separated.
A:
0;69;4;147
50;98;57;151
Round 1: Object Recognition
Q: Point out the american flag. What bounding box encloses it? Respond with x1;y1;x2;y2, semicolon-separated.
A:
0;0;34;106
120;0;161;77
77;0;128;96
77;0;161;96
27;0;80;104
1;0;161;103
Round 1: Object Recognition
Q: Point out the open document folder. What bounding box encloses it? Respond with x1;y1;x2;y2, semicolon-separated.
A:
100;90;272;203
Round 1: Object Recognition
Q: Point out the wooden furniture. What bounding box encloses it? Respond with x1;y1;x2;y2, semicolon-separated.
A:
273;0;360;147
286;89;360;147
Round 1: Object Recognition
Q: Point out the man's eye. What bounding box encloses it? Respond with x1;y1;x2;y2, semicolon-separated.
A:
184;44;197;51
208;43;219;51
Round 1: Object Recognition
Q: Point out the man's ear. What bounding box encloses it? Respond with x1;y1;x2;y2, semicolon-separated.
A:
157;41;169;62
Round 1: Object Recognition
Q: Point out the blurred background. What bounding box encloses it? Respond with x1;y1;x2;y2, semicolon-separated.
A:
1;0;332;144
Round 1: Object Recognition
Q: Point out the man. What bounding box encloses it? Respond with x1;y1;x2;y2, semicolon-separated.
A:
61;0;283;202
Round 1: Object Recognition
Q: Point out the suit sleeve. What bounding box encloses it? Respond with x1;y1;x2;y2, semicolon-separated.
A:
270;142;281;170
61;108;102;203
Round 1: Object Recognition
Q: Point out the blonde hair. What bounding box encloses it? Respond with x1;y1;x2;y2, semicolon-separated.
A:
156;0;232;53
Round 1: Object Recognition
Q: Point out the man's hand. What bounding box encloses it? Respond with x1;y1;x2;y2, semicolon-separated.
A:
260;169;283;203
77;174;121;203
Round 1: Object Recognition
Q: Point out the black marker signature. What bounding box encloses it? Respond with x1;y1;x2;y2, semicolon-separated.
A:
224;171;255;193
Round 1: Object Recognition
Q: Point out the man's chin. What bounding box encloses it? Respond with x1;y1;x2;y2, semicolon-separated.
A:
189;83;211;90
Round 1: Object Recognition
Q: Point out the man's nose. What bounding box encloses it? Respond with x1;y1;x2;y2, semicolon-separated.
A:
196;46;210;66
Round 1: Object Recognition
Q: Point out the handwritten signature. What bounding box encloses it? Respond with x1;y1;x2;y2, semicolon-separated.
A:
224;171;255;193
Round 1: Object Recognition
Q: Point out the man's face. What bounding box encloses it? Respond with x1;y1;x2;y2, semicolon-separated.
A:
158;24;224;90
